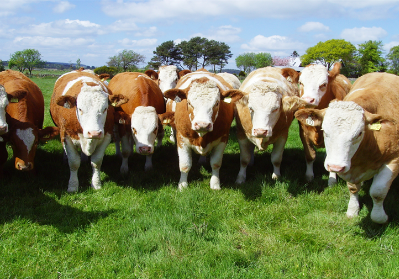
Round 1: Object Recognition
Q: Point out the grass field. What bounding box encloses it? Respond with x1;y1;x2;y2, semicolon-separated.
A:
1;74;399;278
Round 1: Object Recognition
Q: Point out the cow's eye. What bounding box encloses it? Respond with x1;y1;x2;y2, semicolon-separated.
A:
215;101;219;107
132;128;137;135
320;83;327;89
153;127;158;134
79;109;83;115
272;108;278;113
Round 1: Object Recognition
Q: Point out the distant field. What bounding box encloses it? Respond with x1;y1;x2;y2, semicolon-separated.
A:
0;74;398;278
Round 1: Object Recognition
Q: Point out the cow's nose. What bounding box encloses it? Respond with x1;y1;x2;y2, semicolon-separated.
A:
194;122;212;131
138;146;152;154
16;162;32;171
87;131;102;139
253;128;268;137
0;125;8;134
327;164;345;173
302;97;316;105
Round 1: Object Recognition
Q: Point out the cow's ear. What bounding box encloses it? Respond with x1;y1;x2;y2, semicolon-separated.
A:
328;62;341;79
109;94;128;107
364;110;388;131
159;112;175;126
164;88;187;101
56;96;76;109
295;108;326;127
39;126;60;142
281;68;299;84
7;90;27;103
145;69;158;81
178;70;191;79
221;89;244;104
282;96;315;113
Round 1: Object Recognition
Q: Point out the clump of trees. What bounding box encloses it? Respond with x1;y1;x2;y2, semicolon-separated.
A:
387;45;399;75
107;50;145;72
8;49;45;76
235;52;273;74
94;66;118;77
0;60;5;72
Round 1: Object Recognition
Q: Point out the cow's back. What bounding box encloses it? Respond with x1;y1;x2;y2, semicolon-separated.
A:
176;70;232;91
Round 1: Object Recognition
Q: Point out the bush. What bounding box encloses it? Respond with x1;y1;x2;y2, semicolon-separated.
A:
238;71;246;78
94;66;118;78
0;60;5;72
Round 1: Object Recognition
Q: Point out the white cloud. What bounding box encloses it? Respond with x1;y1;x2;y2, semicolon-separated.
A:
241;35;306;53
106;20;139;33
384;41;399;51
53;1;75;13
13;36;95;48
118;38;157;48
205;25;242;43
135;26;158;37
341;27;388;43
21;19;101;37
298;22;330;32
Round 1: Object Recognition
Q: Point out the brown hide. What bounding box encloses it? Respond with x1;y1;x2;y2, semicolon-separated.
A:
108;72;166;138
178;70;191;78
0;70;54;171
50;71;114;142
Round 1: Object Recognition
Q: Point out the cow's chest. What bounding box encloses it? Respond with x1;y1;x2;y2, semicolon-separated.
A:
338;167;377;184
181;136;222;156
69;134;106;156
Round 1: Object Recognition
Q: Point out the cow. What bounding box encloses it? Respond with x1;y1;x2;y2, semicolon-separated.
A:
162;69;243;190
216;73;241;89
107;72;166;173
233;67;310;184
0;70;59;172
295;72;399;224
50;71;127;192
298;63;351;185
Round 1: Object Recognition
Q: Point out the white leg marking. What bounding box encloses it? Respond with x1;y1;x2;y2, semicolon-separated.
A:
177;143;192;191
145;155;153;171
346;191;360;218
328;172;337;186
271;136;287;180
209;142;227;190
236;138;254;184
63;137;81;193
90;134;111;190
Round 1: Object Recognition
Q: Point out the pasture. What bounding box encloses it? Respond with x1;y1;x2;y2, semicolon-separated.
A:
1;75;399;278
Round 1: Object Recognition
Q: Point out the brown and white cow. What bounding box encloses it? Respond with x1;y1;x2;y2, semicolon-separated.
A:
298;63;351;185
233;67;310;184
0;70;59;172
108;72;166;173
50;71;127;192
163;69;243;190
295;72;399;224
216;73;241;89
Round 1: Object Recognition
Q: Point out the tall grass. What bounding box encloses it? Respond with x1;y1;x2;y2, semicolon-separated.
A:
0;75;398;278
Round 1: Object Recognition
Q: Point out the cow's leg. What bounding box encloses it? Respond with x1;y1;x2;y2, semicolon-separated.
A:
346;182;361;218
145;155;153;171
63;138;81;193
177;143;192;191
369;164;398;224
328;172;337;186
120;134;131;174
113;124;121;157
90;134;111;190
209;142;227;190
156;124;164;148
299;124;316;182
170;128;176;144
271;136;287;180
236;138;254;184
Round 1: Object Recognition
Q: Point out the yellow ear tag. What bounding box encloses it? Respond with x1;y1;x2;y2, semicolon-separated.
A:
224;97;232;103
306;116;314;126
10;98;18;103
163;119;170;124
369;121;382;131
112;103;116;107
118;119;125;124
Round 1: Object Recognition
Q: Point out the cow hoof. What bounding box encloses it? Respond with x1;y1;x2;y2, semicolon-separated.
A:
328;177;337;186
371;209;388;224
235;175;246;184
346;209;359;219
144;164;153;171
91;183;102;190
305;174;314;182
67;186;78;193
272;173;280;180
178;182;188;191
120;166;129;174
210;184;221;190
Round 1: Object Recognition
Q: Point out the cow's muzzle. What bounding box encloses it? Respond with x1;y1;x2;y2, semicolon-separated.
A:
253;128;270;138
0;125;8;135
138;145;152;155
193;121;213;133
16;161;33;171
327;164;346;173
87;130;103;139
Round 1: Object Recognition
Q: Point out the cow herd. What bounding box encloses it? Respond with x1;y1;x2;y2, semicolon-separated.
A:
1;65;399;224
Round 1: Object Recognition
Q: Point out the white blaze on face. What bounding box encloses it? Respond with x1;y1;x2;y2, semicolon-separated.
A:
322;101;365;173
187;80;220;133
158;65;178;93
76;84;108;139
247;82;282;138
0;85;9;133
299;65;329;106
16;128;35;153
131;106;158;155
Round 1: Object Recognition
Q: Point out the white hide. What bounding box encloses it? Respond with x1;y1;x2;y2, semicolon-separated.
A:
131;106;158;154
187;79;220;134
76;84;109;139
158;65;178;93
246;81;282;138
0;85;9;133
322;101;365;173
179;73;230;91
299;65;329;106
16;128;35;153
62;76;108;96
217;73;241;89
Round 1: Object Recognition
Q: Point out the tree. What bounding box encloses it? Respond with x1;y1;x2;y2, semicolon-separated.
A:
235;53;256;74
178;37;209;71
107;50;145;72
387;45;399;75
0;60;5;72
301;39;357;69
76;58;81;69
206;41;232;72
8;49;45;76
254;52;273;68
358;40;386;75
149;40;182;69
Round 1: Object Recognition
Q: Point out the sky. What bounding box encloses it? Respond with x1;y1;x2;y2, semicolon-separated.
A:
1;0;399;69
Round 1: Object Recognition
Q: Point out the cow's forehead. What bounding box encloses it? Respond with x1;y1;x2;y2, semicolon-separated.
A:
187;80;220;104
299;65;328;84
62;76;108;96
131;107;158;128
159;66;178;79
323;101;364;135
180;73;230;91
248;91;280;109
77;85;108;109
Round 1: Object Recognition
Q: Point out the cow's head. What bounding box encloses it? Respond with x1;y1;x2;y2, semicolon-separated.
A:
10;123;59;171
0;86;27;135
295;101;385;174
56;83;127;139
158;65;179;93
130;106;160;155
298;63;341;106
164;77;242;136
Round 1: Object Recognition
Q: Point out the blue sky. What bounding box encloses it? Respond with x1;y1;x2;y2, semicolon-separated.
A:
1;0;399;69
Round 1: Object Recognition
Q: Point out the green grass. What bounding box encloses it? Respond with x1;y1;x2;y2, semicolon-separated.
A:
1;75;399;278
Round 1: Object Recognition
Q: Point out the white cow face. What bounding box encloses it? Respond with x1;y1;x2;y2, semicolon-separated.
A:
247;82;282;138
299;65;329;106
131;106;158;155
0;85;9;135
322;101;365;174
158;65;178;93
187;79;220;136
76;84;109;139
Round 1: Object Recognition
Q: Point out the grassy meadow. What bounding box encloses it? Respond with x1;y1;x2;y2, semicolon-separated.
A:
1;74;399;278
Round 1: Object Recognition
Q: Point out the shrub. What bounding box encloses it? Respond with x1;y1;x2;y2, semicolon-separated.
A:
0;60;5;71
94;66;118;78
